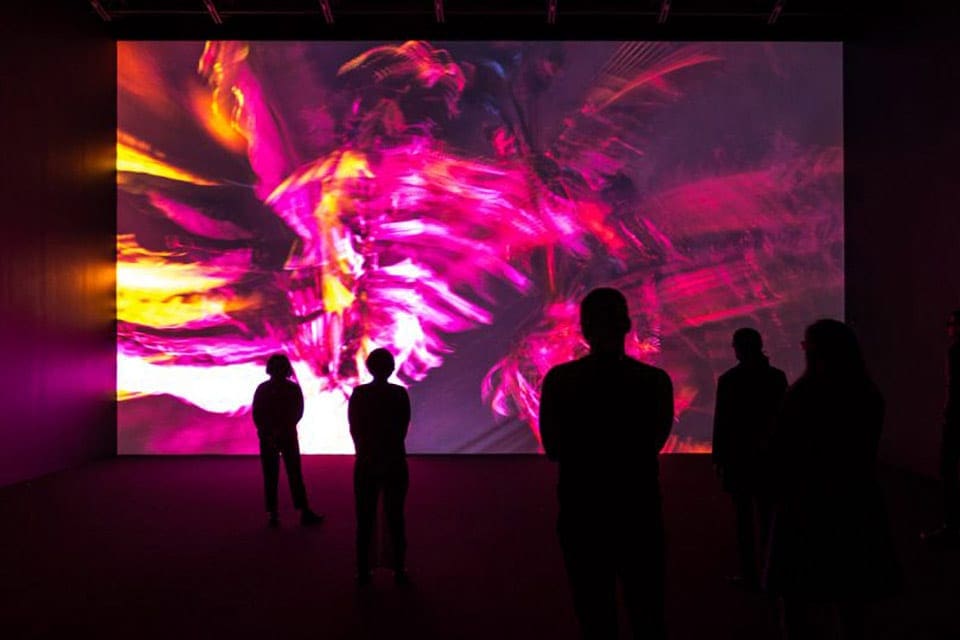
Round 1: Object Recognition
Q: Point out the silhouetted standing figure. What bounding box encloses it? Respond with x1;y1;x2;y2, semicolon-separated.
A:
540;288;674;640
713;328;788;590
765;320;900;640
252;354;324;527
922;308;960;548
348;348;411;585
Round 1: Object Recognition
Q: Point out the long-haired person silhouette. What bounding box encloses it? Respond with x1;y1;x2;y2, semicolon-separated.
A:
765;319;900;639
539;288;674;640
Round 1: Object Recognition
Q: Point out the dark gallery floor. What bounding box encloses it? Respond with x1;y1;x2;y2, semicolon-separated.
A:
1;456;958;639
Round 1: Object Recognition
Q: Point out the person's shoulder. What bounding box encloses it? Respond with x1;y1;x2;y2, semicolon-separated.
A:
785;375;817;399
624;356;671;381
862;379;883;404
770;365;788;381
717;365;738;382
351;382;373;395
544;358;582;379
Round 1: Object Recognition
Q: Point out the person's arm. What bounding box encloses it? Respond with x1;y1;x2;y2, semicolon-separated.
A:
348;389;361;448
293;383;304;425
653;369;675;453
776;370;789;403
947;346;959;422
868;388;885;464
767;384;799;501
252;385;265;432
712;376;728;468
398;386;411;441
539;368;562;461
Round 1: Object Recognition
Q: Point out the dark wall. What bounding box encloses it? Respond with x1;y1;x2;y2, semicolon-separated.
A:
846;10;960;475
0;2;955;480
0;4;116;486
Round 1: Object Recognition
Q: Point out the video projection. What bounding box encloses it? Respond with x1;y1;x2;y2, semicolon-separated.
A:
117;41;843;455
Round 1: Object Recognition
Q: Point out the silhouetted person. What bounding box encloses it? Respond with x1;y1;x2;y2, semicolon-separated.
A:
348;348;411;586
713;328;788;590
540;288;674;640
252;354;324;527
922;308;960;548
765;320;900;640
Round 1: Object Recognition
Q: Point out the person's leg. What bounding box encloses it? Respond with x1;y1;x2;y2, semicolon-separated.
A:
559;515;617;640
835;600;865;640
778;597;813;640
354;468;379;578
278;432;309;511
733;493;759;585
942;422;960;530
619;518;667;640
383;466;409;574
258;436;280;519
925;423;960;545
757;494;773;552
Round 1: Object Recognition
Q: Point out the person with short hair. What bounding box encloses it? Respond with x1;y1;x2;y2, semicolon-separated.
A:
252;354;324;528
713;327;788;590
539;288;674;639
348;348;411;585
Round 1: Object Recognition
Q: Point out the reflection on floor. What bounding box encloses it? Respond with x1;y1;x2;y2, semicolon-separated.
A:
1;456;957;639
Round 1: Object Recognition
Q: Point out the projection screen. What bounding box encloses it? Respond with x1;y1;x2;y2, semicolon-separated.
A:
117;41;843;454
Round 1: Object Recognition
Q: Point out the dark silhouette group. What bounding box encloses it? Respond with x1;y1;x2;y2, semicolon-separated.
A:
248;289;960;640
251;349;412;585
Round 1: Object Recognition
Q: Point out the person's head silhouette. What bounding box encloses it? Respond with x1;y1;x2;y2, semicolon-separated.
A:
732;327;765;364
366;348;395;382
265;354;294;379
802;319;866;380
580;287;631;355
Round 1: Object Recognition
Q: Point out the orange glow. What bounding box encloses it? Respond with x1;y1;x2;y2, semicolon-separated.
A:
117;390;149;402
189;86;248;153
117;42;176;118
590;51;722;114
334;150;375;180
322;274;356;314
578;201;626;255
117;234;254;328
196;42;256;146
673;384;699;416
117;132;219;186
268;150;374;206
661;434;712;454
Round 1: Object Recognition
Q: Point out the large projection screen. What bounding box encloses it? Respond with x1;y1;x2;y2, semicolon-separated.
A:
117;41;843;455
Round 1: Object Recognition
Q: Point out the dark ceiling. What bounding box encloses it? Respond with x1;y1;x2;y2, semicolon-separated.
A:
84;1;875;40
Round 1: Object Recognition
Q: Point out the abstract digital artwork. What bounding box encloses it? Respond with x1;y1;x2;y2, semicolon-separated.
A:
117;41;843;454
